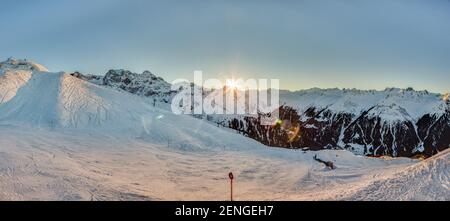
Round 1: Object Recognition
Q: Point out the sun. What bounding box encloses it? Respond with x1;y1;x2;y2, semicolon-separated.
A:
226;79;239;91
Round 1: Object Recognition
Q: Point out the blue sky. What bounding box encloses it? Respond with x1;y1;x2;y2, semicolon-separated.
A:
1;0;449;93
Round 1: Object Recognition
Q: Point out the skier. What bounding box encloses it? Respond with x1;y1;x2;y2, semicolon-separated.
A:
313;155;336;170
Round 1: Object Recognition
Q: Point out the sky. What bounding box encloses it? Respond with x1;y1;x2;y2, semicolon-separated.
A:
0;0;449;93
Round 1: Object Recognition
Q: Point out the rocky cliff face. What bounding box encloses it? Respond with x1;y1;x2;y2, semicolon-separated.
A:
102;69;173;97
225;89;450;157
71;69;175;103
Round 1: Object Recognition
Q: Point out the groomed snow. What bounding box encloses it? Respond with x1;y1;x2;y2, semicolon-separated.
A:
0;125;447;201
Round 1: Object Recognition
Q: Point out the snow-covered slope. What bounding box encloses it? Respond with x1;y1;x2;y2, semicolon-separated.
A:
0;72;154;132
342;148;450;201
0;58;168;133
0;58;46;105
0;69;32;105
0;115;447;200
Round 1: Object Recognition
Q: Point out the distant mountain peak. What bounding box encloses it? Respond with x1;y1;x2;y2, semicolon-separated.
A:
70;69;175;104
0;57;49;72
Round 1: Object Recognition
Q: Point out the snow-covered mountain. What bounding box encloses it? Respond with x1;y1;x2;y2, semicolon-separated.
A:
70;67;449;158
0;57;49;72
225;88;450;158
71;69;175;104
0;58;448;200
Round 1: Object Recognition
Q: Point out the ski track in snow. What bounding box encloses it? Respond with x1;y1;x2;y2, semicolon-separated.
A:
0;61;448;201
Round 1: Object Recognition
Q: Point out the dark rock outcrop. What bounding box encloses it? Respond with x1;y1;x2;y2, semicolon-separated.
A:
227;105;449;158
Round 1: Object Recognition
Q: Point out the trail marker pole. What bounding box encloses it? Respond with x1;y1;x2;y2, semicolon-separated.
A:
229;172;234;201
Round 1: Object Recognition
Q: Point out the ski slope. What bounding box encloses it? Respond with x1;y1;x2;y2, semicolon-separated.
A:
0;59;448;201
1;125;447;201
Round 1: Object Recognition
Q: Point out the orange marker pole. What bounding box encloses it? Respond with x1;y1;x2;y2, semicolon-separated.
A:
229;172;234;201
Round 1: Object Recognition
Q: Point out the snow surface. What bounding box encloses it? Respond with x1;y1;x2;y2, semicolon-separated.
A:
1;124;447;201
0;60;448;201
342;149;449;201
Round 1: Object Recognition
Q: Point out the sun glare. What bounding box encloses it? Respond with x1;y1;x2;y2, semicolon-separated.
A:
226;79;239;91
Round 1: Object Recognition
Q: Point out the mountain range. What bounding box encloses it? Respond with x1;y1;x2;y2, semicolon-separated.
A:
66;61;450;158
1;58;449;158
